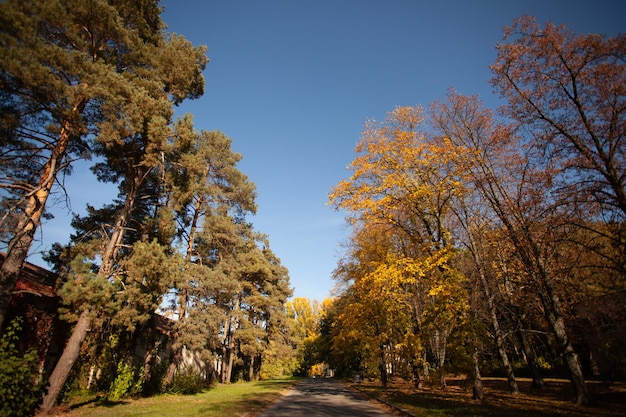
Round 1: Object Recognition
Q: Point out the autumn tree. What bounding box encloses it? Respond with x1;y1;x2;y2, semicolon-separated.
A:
286;297;323;375
491;16;626;278
330;106;472;389
331;221;422;386
431;90;590;404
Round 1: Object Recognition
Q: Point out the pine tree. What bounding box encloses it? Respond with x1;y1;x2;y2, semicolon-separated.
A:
36;1;207;409
0;0;206;329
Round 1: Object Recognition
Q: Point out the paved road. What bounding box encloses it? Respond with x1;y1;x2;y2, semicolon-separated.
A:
257;378;395;417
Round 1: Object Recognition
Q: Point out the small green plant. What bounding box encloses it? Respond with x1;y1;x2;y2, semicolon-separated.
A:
107;361;144;401
0;317;45;417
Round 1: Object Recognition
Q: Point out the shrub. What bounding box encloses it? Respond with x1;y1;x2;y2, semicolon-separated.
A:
168;367;206;395
0;317;45;417
107;361;144;401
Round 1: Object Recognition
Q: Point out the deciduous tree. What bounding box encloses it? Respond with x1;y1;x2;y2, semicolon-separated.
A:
491;16;626;276
431;90;590;405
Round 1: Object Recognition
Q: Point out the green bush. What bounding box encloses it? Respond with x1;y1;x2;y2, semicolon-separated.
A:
168;367;207;395
107;361;144;401
0;317;45;417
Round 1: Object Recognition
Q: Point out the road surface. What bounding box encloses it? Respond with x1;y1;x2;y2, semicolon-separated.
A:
257;377;395;417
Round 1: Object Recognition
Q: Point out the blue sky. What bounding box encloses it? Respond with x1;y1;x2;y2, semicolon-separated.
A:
33;0;625;302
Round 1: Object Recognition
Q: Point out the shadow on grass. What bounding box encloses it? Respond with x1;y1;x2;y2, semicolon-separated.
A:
68;395;103;410
384;390;561;417
357;379;626;417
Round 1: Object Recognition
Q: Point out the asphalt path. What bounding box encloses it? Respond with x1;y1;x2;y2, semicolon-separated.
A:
257;377;395;417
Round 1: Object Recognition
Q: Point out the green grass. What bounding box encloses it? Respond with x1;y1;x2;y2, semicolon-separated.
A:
51;378;301;417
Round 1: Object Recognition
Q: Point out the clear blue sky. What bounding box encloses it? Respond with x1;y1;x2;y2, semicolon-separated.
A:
32;0;625;302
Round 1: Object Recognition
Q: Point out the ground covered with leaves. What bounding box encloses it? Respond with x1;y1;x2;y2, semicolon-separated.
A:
353;377;626;417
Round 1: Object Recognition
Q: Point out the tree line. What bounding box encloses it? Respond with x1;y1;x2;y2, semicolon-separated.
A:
0;1;624;415
0;1;294;414
323;16;625;406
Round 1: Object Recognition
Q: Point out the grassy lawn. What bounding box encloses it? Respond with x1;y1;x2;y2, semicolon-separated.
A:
41;376;626;417
353;377;626;417
44;377;301;417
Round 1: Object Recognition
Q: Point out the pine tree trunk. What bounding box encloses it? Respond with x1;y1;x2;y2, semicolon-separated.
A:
41;310;91;411
224;345;234;383
0;100;86;328
163;347;182;387
41;176;137;409
224;324;236;383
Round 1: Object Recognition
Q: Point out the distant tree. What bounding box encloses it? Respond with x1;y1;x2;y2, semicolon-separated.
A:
286;297;323;375
160;122;257;385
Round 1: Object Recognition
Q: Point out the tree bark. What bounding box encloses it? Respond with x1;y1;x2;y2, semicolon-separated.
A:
41;174;137;409
412;359;422;388
222;304;239;384
478;266;519;394
517;327;544;388
248;355;256;381
471;348;484;401
487;188;590;404
0;98;86;329
538;285;589;405
378;346;388;387
41;310;91;411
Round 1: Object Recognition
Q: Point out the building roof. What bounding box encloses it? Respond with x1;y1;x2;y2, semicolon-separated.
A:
0;252;57;298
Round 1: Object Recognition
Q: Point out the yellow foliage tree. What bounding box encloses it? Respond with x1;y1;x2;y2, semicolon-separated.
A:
329;106;471;388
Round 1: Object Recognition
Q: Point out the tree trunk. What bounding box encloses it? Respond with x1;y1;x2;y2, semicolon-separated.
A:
224;345;234;383
163;347;182;387
41;310;91;411
431;330;447;389
478;265;520;394
222;311;237;384
490;195;590;404
248;355;255;381
529;251;589;405
541;291;589;405
471;348;484;401
378;346;388;387
518;327;544;388
41;175;138;409
0;98;86;329
412;359;422;388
